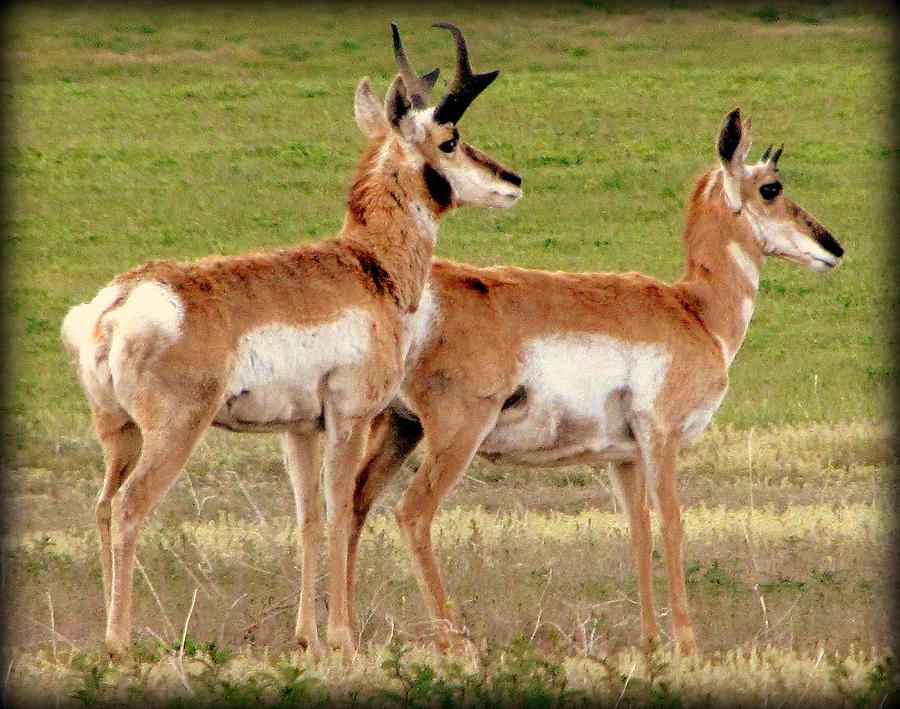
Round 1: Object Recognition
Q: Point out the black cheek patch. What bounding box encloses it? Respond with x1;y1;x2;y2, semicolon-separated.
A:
423;164;452;209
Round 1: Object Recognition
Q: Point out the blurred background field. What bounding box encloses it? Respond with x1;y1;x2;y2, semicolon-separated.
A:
2;1;896;706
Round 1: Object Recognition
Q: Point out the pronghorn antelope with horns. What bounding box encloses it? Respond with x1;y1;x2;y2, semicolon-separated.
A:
61;22;521;656
344;107;844;652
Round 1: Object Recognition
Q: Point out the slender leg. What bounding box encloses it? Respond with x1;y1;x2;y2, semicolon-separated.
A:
631;421;695;654
606;460;660;648
651;436;696;652
394;404;498;649
281;430;324;654
346;411;422;625
93;409;143;612
105;402;216;654
322;410;372;657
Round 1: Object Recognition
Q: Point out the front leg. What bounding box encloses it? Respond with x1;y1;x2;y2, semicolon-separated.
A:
281;430;324;656
632;420;695;653
322;409;372;658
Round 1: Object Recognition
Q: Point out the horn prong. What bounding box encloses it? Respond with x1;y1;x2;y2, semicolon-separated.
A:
761;144;773;162
432;22;500;125
390;22;439;109
771;143;784;165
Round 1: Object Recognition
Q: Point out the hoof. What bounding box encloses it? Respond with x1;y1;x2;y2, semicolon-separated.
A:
296;635;324;661
326;627;357;662
641;633;662;655
674;628;698;654
434;622;476;658
104;636;128;660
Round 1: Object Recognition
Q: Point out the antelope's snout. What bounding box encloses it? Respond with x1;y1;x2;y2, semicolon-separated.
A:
795;203;844;272
462;143;523;206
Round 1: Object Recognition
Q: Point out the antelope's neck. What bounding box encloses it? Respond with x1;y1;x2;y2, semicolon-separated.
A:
341;137;444;312
677;169;765;367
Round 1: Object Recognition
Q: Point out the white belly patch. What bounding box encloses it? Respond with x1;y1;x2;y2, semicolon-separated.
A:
216;308;371;428
480;333;671;465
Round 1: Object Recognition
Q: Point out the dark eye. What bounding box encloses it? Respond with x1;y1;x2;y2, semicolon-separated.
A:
759;181;782;201
438;138;457;153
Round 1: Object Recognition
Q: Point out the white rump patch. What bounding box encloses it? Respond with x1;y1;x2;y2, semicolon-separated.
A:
220;308;371;425
61;285;121;360
104;282;185;404
61;285;122;410
110;281;185;342
727;241;760;290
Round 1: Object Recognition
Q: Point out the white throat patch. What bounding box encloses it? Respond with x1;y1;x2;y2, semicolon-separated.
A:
409;201;437;244
727;241;760;291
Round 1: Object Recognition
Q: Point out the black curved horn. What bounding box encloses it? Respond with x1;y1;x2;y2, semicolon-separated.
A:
391;22;440;109
761;144;773;162
432;22;500;125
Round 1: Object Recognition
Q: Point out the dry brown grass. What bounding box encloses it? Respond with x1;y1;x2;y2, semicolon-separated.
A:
4;423;893;666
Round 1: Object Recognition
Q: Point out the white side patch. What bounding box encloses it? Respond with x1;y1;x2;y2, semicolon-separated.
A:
480;333;669;468
222;308;371;424
727;241;760;290
524;334;671;419
409;201;437;244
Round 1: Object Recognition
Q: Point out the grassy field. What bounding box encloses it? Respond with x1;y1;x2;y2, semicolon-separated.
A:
3;1;896;706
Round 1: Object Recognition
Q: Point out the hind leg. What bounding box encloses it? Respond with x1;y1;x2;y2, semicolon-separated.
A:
93;409;143;611
606;460;659;648
105;396;219;654
395;401;499;649
346;411;422;625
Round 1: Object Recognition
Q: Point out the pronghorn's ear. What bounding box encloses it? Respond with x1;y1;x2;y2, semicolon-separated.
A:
717;107;753;212
385;74;425;143
717;107;753;173
354;77;387;139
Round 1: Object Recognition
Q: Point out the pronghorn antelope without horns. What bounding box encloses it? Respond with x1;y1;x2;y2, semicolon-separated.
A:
343;107;844;652
60;22;521;657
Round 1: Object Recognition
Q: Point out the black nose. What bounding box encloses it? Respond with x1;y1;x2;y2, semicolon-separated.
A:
501;168;522;187
818;230;844;258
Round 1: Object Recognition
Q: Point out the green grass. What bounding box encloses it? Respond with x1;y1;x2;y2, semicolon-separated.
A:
3;2;896;706
4;1;895;444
